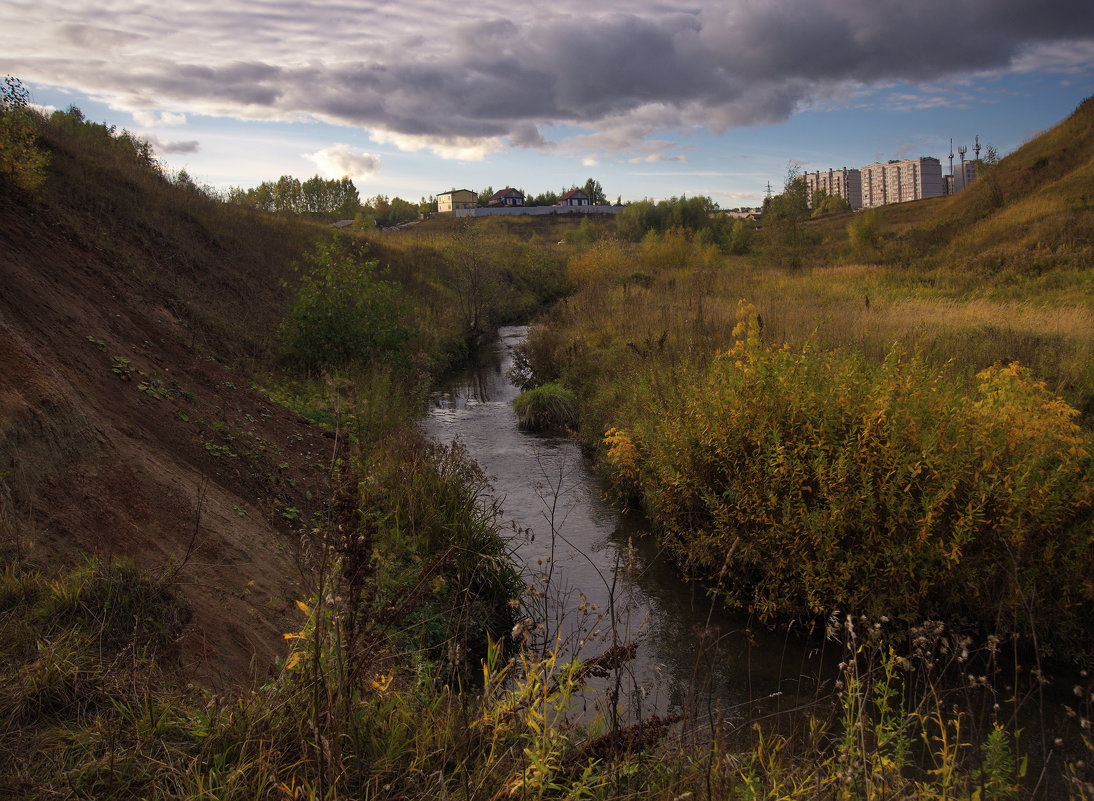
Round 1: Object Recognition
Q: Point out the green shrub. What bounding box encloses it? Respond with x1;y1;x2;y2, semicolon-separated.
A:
513;381;579;431
726;217;753;255
358;433;521;663
280;238;411;372
848;208;882;256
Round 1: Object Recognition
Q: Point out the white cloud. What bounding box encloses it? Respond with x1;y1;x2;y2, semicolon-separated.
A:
369;130;503;161
628;153;689;164
132;110;188;127
304;144;381;178
141;134;200;154
1010;39;1094;74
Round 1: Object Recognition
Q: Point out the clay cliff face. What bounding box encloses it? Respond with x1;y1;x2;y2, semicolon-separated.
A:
0;124;334;686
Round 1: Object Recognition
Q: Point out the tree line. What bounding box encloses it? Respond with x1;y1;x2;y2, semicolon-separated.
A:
473;177;610;208
616;194;754;254
226;175;436;228
228;175;615;228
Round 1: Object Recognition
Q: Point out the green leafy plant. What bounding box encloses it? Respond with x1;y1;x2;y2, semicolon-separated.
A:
280;238;411;373
111;355;132;379
203;442;234;458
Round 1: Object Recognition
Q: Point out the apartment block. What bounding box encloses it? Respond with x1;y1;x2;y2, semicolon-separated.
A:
860;157;944;207
950;161;977;194
803;168;863;210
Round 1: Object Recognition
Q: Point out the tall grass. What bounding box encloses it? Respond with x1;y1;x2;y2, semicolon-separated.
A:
6;548;1088;798
601;305;1093;657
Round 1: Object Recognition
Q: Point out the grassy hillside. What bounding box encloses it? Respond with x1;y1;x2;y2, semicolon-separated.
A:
31;111;324;366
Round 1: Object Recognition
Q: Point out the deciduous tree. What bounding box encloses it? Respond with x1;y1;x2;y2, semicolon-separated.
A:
582;177;606;205
280;239;411;372
0;75;49;191
762;166;811;268
445;221;499;341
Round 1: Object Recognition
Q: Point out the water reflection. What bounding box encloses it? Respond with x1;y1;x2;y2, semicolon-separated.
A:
423;326;826;725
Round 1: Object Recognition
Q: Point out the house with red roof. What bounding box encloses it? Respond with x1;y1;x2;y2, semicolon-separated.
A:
558;188;591;206
488;188;525;207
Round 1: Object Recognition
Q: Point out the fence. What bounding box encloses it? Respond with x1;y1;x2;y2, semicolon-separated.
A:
453;204;622;218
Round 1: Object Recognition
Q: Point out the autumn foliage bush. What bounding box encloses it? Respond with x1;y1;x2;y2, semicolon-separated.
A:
0;76;49;191
604;303;1094;656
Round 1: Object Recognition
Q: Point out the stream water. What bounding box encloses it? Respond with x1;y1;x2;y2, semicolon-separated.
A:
419;326;1087;791
422;326;829;727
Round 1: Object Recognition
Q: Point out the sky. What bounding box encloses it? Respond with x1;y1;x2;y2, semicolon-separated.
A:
4;0;1094;208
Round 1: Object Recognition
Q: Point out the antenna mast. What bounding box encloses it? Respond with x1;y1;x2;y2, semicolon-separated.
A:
958;144;968;191
974;135;981;162
949;138;954;179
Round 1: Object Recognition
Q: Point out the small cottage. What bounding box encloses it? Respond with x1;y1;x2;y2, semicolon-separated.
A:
558;189;591;206
488;188;525;207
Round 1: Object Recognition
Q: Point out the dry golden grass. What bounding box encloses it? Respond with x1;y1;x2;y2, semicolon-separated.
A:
541;232;1094;415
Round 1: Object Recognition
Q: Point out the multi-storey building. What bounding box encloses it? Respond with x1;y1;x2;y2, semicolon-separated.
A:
950;162;977;194
860;157;944;207
803;168;863;210
437;189;477;213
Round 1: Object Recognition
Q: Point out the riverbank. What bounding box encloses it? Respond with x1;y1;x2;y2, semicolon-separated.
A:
515;240;1094;665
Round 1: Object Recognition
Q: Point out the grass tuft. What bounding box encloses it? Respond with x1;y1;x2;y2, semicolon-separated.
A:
513;381;580;431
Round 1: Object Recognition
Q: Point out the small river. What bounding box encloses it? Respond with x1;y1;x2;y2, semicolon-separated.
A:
423;326;828;727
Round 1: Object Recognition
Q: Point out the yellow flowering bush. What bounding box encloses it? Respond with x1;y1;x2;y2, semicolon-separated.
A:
626;334;1094;654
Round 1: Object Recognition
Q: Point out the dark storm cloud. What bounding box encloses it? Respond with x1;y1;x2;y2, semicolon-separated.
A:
162;62;286;107
289;0;1094;146
5;0;1093;156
